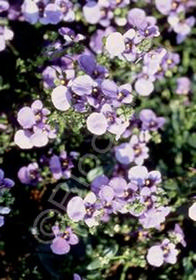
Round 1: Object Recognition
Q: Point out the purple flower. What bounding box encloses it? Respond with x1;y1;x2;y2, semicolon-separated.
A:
129;135;149;165
49;151;74;180
139;109;165;131
67;193;100;227
78;54;108;80
128;166;162;189
101;104;129;139
18;162;41;186
90;27;114;54
139;206;170;229
0;169;15;190
168;14;195;43
98;185;122;216
147;238;178;267
51;225;79;255
59;27;85;44
22;0;74;25
14;100;56;149
176;77;191;95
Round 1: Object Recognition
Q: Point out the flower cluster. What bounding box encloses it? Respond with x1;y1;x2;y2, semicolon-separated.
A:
14;100;57;149
155;0;195;43
17;150;76;185
66;165;170;236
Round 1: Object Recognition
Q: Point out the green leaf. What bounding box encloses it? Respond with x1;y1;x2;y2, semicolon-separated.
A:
87;258;102;270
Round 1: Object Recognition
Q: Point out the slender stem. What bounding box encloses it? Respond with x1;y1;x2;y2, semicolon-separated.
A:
120;262;130;280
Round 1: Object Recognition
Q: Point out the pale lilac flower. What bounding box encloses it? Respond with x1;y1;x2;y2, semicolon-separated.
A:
90;27;114;54
67;193;100;227
168;14;195;43
139;109;165;131
49;151;74;180
101;104;129;140
15;100;56;149
18;162;41;185
147;244;164;267
129;135;149;165
176;77;191;95
139;206;170;229
147;238;178;267
188;202;196;221
51;225;79;255
128;165;162;191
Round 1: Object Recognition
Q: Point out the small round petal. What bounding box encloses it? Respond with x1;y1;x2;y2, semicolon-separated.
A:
101;79;118;98
87;113;107;135
67;196;85;222
52;85;71;111
84;192;97;204
128;8;146;29
99;185;114;202
135;78;154;96
49;155;62;180
115;143;134;165
188;202;196;221
83;2;101;24
30;132;48;147
14;130;33;149
105;32;125;57
109;177;127;197
128;166;148;184
17;107;35;129
147;245;164;267
71;75;95;96
51;237;70;255
69;233;79;245
18;167;30;184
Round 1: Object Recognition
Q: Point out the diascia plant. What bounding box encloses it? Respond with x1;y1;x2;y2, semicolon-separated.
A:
0;1;195;280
